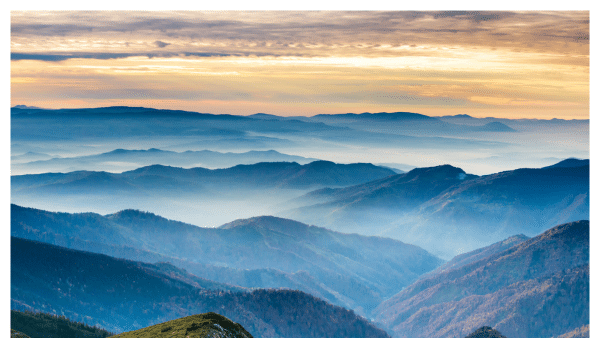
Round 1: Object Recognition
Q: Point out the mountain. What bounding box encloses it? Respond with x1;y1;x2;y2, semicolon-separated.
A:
11;106;508;158
11;148;320;175
12;104;42;109
11;151;55;164
11;106;588;178
432;234;529;274
12;160;396;192
248;113;286;120
311;112;514;135
472;122;516;132
10;106;250;118
290;164;476;209
555;325;589;338
11;310;114;338
12;237;392;338
307;112;516;136
11;330;30;338
464;327;507;338
311;112;438;122
11;205;442;316
373;220;589;338
437;114;589;127
440;114;474;119
543;158;589;169
283;163;589;258
113;312;253;338
11;160;397;226
10;106;344;141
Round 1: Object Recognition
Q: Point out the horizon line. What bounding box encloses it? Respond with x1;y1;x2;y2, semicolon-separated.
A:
11;105;590;121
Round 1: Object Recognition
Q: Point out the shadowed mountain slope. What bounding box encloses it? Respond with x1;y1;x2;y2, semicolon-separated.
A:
11;237;392;338
11;205;442;316
373;220;589;338
284;162;588;258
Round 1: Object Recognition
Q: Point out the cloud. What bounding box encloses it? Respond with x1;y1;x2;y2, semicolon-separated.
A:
9;11;589;118
11;11;589;58
11;52;236;62
432;11;515;22
154;40;170;48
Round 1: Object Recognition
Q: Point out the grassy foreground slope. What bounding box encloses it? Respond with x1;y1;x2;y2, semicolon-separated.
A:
464;326;507;338
11;310;113;338
114;312;253;338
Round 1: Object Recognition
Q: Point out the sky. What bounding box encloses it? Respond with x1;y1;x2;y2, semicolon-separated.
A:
10;11;590;119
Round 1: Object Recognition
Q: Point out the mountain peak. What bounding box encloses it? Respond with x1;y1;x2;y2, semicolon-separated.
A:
313;111;435;121
465;326;507;338
106;208;160;219
109;312;254;338
13;105;42;109
536;219;589;243
544;158;589;169
305;160;336;167
123;164;185;175
219;216;309;231
478;121;516;132
501;234;529;245
406;164;471;180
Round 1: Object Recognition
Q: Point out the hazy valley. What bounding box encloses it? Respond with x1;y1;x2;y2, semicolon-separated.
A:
10;106;589;338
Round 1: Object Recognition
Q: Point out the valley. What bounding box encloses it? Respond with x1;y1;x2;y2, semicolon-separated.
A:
10;107;590;338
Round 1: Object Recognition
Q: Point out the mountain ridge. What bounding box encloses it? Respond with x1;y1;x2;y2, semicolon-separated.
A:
283;161;589;258
12;236;392;338
12;204;442;316
373;220;589;338
12;148;320;175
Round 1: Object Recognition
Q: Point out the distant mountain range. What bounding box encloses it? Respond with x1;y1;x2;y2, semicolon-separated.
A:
12;236;391;338
11;204;442;316
437;113;589;126
11;159;402;227
12;160;396;194
11;106;588;177
255;111;520;134
303;112;518;135
10;106;509;152
283;159;589;258
11;148;320;175
11;151;55;163
372;220;589;338
10;105;590;338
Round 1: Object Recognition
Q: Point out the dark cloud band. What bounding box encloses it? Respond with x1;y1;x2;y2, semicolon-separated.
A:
11;52;237;62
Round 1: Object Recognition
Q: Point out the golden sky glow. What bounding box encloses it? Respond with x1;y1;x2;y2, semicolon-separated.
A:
10;11;589;119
